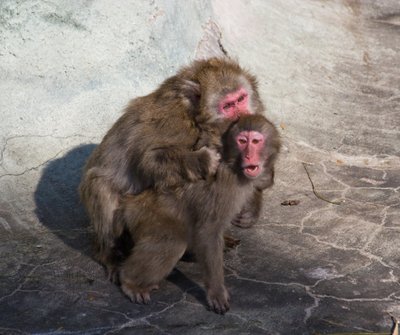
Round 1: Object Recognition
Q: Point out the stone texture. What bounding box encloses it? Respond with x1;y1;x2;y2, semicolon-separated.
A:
1;1;399;334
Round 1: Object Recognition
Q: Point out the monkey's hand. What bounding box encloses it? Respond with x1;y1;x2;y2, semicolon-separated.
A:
140;145;221;189
198;146;221;177
231;210;258;228
206;285;230;314
231;188;263;228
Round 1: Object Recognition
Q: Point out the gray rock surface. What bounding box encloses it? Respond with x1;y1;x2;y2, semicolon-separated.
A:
1;1;399;334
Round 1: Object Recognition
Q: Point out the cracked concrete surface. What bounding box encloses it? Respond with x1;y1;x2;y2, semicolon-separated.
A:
1;1;399;334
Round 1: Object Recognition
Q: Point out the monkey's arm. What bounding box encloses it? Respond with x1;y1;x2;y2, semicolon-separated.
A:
136;145;220;190
232;167;274;228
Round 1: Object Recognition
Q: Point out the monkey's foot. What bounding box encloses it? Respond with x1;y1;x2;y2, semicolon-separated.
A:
231;212;257;228
206;286;230;314
121;282;159;304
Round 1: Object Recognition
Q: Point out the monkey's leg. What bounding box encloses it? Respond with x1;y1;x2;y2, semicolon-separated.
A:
119;220;187;304
232;188;263;228
80;171;120;278
193;229;230;314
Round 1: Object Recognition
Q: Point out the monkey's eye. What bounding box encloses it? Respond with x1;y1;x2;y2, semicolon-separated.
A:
223;102;234;110
238;138;247;145
237;94;247;103
252;139;260;144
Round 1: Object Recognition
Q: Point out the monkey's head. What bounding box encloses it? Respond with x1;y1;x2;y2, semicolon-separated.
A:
186;58;262;123
223;114;280;180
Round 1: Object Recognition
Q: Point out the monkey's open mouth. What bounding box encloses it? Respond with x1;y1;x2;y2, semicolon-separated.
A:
243;165;260;178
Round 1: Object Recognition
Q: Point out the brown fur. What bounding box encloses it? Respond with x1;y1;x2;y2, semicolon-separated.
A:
79;58;266;274
114;114;281;314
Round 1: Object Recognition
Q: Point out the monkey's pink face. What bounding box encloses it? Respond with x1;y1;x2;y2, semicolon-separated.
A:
236;131;265;178
218;88;251;120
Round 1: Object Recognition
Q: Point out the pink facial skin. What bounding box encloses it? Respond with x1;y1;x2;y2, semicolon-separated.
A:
236;130;265;178
218;88;251;120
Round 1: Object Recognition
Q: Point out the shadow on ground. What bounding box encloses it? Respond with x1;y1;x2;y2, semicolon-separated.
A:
33;143;211;309
34;144;96;256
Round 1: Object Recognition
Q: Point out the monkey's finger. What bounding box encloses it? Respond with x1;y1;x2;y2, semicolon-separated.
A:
135;292;151;304
215;302;230;315
142;293;151;304
134;293;143;304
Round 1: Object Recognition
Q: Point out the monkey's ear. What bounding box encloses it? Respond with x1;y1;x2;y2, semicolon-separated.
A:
182;79;200;94
181;79;201;106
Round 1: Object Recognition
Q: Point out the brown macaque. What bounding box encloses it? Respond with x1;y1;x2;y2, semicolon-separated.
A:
79;58;266;277
113;114;281;314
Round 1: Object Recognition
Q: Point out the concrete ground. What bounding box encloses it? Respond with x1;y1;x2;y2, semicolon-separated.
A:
1;1;399;334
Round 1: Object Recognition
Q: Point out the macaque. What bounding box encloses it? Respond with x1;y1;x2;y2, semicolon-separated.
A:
113;114;281;314
79;58;267;277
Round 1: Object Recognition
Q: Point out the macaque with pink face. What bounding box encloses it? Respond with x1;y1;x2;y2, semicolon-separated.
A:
218;87;251;119
237;128;266;178
80;58;268;282
114;114;281;314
